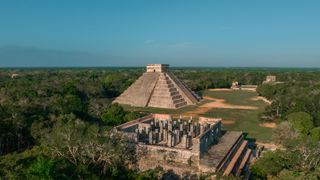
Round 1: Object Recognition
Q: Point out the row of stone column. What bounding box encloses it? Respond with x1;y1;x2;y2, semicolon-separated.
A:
136;119;216;149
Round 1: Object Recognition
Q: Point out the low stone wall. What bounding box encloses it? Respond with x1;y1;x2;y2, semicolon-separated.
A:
139;144;198;164
116;114;154;130
137;144;200;176
154;114;172;121
192;121;221;158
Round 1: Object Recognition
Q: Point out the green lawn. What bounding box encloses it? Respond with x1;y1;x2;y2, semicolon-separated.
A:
203;90;273;142
203;90;263;106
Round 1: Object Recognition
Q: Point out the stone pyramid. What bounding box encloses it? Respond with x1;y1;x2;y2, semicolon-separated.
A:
113;64;201;109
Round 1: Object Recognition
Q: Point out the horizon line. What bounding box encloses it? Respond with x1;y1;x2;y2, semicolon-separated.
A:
1;66;320;69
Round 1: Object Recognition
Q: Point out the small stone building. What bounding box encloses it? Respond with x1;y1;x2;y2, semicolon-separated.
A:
263;75;276;84
116;114;253;177
113;64;201;109
262;75;284;85
231;81;240;90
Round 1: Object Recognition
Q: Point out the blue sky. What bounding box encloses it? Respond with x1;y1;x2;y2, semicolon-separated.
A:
0;0;320;67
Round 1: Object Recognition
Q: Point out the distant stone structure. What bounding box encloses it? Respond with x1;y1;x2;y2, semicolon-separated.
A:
10;73;20;79
262;75;283;85
231;81;258;91
263;75;276;84
239;85;258;91
116;114;253;177
113;64;201;109
231;81;239;90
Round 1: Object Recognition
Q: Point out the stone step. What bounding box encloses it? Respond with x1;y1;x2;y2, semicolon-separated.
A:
235;149;252;176
172;95;183;100
152;90;180;97
174;101;187;108
223;140;248;176
173;98;186;104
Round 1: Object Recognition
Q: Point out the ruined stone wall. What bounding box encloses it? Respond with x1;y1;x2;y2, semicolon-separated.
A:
141;145;196;164
137;144;201;175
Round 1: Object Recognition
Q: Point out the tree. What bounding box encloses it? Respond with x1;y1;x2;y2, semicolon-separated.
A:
272;121;298;145
287;112;314;135
310;127;320;142
275;169;317;180
101;103;126;126
27;156;56;180
256;84;278;100
42;114;136;176
251;151;294;179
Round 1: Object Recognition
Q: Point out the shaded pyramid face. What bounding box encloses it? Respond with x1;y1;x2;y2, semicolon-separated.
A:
113;65;201;109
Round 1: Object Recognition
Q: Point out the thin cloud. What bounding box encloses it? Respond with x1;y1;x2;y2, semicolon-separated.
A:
167;42;199;49
144;40;155;44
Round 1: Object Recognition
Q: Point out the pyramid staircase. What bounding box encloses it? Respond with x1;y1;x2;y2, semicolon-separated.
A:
148;73;187;109
166;72;202;102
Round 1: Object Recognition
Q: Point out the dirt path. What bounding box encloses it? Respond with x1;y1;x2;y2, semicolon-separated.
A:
208;88;233;92
175;96;257;119
256;142;280;151
251;96;272;105
259;122;276;128
221;120;236;125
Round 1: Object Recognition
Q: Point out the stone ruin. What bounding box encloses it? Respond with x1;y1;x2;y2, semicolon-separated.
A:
116;114;254;177
113;64;201;109
263;75;276;84
231;81;258;91
231;81;240;90
262;75;284;85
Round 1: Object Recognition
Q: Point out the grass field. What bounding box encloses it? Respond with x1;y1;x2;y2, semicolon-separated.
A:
203;90;273;142
123;89;273;143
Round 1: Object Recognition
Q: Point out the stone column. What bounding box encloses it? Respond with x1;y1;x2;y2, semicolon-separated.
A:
172;133;176;146
159;123;163;142
181;134;187;149
163;129;167;142
155;129;159;143
168;121;173;131
179;123;184;131
149;132;153;144
167;132;172;147
188;132;193;147
175;129;180;144
200;124;205;134
190;125;194;137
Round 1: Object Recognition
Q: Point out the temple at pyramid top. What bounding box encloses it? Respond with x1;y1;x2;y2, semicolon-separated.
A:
146;64;169;72
113;64;201;109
